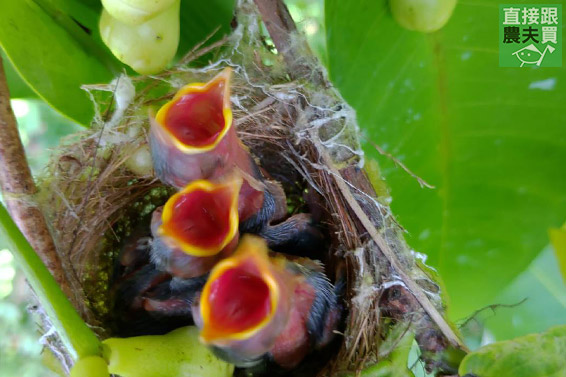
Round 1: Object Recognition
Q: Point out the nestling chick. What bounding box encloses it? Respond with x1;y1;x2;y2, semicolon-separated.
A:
150;176;242;279
192;235;341;369
149;66;264;219
150;67;248;186
111;228;202;336
150;67;325;253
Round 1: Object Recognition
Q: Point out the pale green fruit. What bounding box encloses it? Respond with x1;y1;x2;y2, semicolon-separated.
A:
69;356;110;377
99;0;180;75
390;0;457;33
101;0;177;26
102;326;234;377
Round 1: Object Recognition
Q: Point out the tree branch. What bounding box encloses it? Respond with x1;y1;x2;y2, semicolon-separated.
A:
0;56;74;302
252;0;326;85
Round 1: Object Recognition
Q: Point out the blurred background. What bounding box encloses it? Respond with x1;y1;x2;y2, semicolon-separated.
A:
0;99;78;376
1;0;565;375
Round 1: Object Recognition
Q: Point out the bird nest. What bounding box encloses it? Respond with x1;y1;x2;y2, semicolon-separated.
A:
33;1;459;376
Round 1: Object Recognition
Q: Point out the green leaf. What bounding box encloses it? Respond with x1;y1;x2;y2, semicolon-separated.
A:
352;328;415;377
44;0;102;32
325;0;566;319
176;0;234;58
549;226;566;284
459;325;566;377
0;0;233;124
482;247;566;342
1;50;36;98
0;0;118;125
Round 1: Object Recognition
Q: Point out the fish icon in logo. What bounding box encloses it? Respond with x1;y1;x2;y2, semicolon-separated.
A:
512;44;555;67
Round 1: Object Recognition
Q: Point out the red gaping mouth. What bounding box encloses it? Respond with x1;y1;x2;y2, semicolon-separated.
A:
199;235;279;342
207;262;272;334
155;68;232;152
159;177;241;256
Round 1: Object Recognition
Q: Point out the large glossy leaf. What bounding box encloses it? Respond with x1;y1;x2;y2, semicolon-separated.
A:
459;325;566;377
177;0;234;57
550;226;566;284
0;0;234;125
325;0;566;319
0;0;117;125
1;51;36;99
483;247;566;341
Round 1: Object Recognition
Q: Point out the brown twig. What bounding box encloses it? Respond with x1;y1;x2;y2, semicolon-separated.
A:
368;141;436;189
252;0;326;86
458;298;528;329
179;26;225;65
0;56;80;312
323;150;466;350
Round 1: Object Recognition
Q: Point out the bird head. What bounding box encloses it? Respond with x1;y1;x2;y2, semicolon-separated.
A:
157;175;242;257
149;68;239;187
153;67;233;154
193;235;292;365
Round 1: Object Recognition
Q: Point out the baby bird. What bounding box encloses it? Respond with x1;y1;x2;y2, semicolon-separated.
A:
149;67;253;188
150;67;325;254
111;226;202;337
149;68;292;239
191;235;342;369
150;176;242;279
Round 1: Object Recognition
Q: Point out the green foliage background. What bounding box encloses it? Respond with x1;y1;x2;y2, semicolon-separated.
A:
0;0;565;375
325;0;566;336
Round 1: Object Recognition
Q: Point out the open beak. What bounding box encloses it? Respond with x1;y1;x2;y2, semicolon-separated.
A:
149;68;239;188
154;67;233;153
158;175;242;257
196;235;288;346
192;236;341;368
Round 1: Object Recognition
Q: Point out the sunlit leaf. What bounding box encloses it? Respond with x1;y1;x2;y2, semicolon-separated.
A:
549;226;566;284
1;51;36;99
325;0;566;320
356;327;415;377
459;325;566;377
482;247;566;342
177;0;234;59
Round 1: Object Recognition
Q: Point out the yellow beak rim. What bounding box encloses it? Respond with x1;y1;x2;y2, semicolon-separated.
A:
199;235;280;343
154;67;233;154
159;175;242;257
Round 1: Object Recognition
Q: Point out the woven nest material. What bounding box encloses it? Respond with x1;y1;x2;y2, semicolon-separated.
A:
33;1;456;376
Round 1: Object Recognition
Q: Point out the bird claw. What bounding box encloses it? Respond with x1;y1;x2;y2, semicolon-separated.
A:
259;213;326;255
